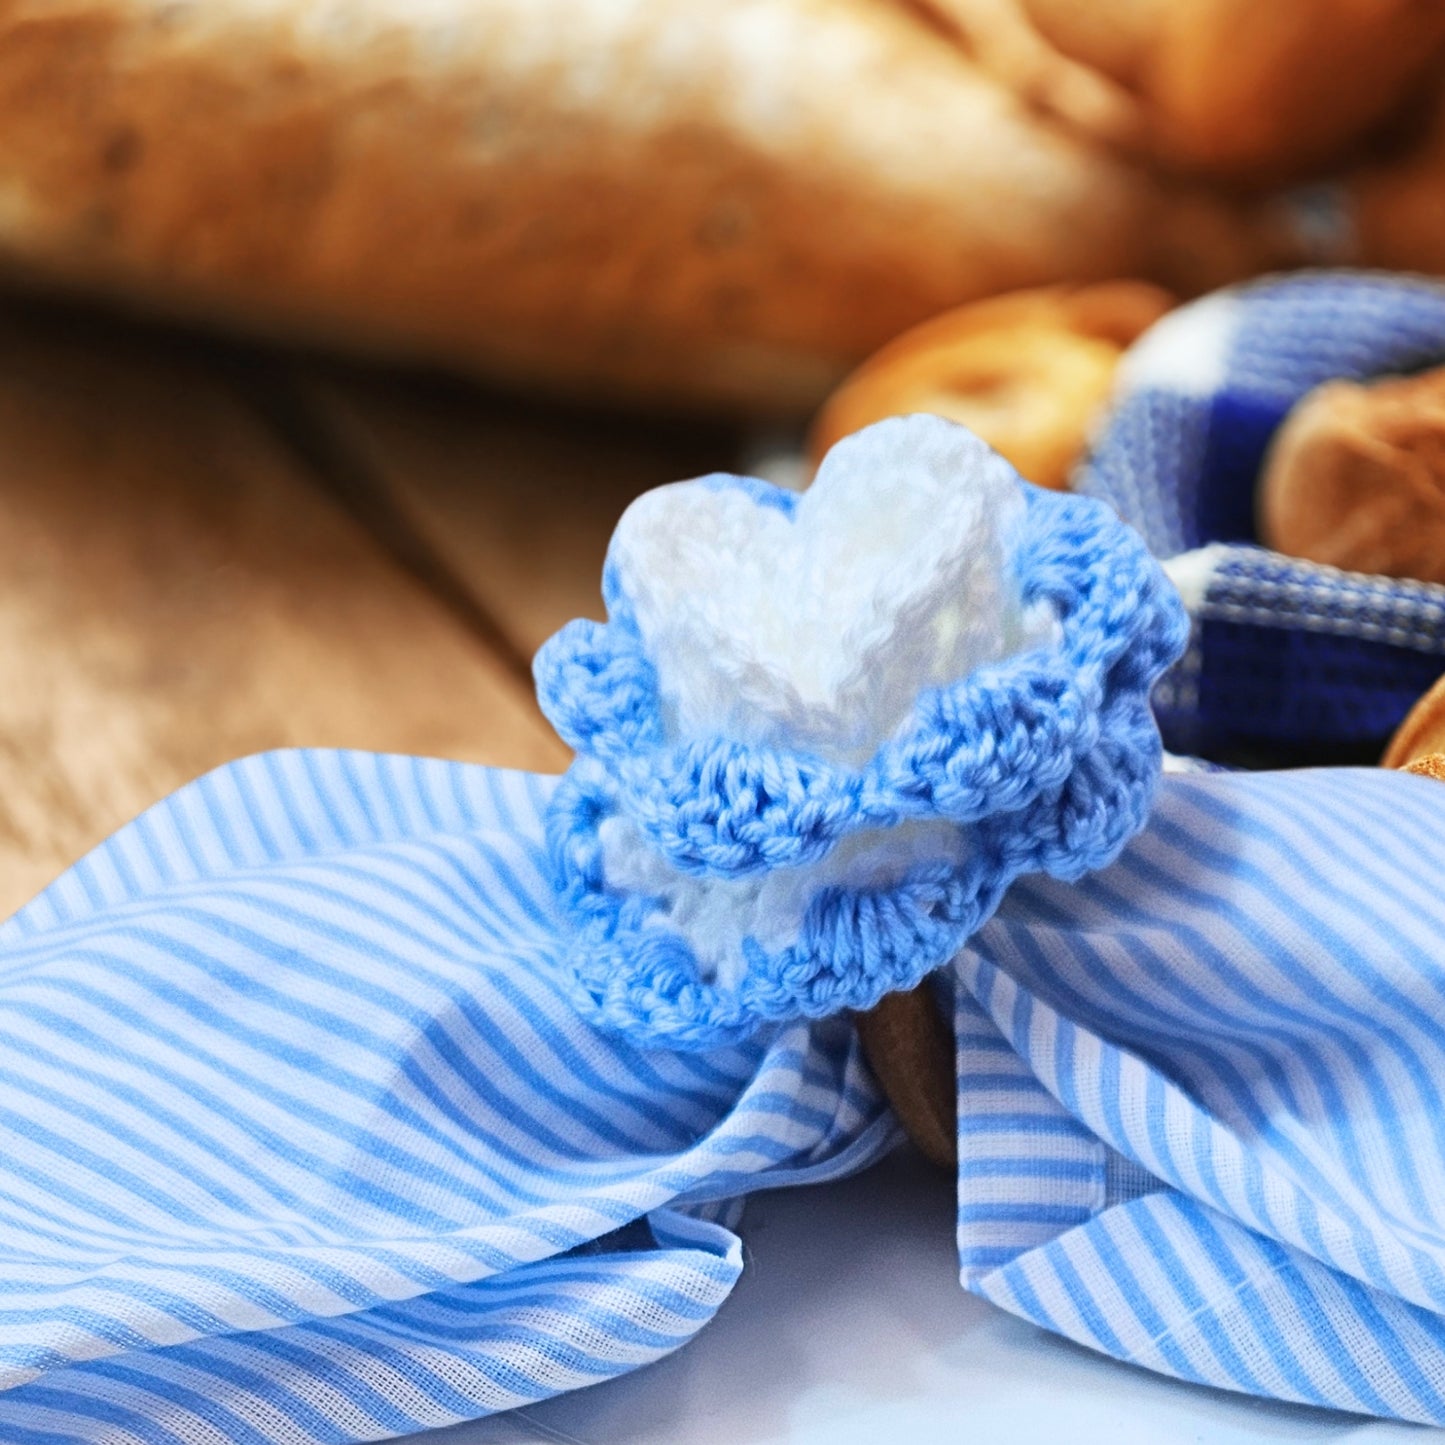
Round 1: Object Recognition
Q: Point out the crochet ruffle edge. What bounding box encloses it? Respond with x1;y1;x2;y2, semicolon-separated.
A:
534;480;1188;1048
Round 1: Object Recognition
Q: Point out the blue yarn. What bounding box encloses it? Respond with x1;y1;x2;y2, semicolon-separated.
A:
535;467;1188;1048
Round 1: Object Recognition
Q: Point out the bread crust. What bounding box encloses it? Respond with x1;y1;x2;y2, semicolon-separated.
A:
1383;674;1445;770
1260;370;1445;586
809;280;1172;487
0;0;1290;410
922;0;1445;183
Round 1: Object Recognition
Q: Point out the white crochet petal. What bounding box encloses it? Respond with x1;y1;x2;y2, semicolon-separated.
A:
607;414;1057;765
599;811;971;989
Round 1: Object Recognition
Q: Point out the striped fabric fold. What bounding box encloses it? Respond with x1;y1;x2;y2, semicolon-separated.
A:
956;765;1445;1424
10;747;1445;1435
0;749;894;1443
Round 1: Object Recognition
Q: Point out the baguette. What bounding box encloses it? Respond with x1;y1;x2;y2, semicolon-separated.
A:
0;0;1295;412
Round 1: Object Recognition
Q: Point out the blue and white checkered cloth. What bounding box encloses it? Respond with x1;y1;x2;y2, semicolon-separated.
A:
3;747;1445;1435
1078;271;1445;762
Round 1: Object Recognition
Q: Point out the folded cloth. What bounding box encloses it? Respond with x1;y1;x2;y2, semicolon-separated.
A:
1078;271;1445;762
0;749;893;1443
957;765;1445;1424
5;748;1445;1432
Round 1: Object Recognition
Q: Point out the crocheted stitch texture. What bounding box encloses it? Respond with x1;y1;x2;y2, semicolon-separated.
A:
535;417;1188;1047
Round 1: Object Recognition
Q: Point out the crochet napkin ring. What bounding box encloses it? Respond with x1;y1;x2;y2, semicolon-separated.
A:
535;415;1188;1049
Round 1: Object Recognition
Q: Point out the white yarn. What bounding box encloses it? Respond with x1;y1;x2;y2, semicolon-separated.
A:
1162;543;1231;610
608;414;1058;768
1114;292;1239;400
601;814;972;989
601;414;1061;984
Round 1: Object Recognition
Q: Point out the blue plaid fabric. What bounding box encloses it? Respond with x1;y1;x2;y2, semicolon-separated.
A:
1077;272;1445;762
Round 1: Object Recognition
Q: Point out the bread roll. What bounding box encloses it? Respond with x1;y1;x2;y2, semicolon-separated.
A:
1401;753;1445;783
1383;674;1445;771
0;0;1293;412
919;0;1445;182
1260;369;1445;585
809;280;1171;488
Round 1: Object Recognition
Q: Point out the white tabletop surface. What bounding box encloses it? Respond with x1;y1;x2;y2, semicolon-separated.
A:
424;1148;1437;1445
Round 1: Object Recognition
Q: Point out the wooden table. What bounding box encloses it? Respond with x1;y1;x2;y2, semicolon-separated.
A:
0;297;738;915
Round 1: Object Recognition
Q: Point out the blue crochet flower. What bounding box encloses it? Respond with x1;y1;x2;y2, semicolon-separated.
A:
535;415;1188;1047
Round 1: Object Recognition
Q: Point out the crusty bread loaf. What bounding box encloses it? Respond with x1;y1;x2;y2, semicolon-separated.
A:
920;0;1445;182
1009;0;1165;89
0;0;1295;412
1135;0;1445;180
905;0;1151;150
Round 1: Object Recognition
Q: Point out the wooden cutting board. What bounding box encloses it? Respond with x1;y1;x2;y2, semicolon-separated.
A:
0;300;735;916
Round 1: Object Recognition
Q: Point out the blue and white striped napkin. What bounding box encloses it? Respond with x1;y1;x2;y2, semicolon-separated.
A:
4;748;1445;1436
957;764;1445;1423
0;750;893;1442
